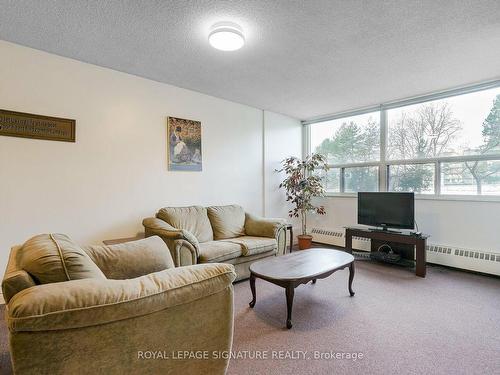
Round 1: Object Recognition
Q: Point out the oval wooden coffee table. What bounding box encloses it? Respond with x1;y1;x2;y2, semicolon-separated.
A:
249;248;355;329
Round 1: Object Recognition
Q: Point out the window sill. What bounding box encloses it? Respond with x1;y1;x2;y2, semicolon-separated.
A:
323;192;500;203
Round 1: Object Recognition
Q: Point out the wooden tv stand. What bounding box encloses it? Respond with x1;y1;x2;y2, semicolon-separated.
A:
345;227;428;277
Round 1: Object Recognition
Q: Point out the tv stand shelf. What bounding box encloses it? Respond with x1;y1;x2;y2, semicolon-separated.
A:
345;227;429;277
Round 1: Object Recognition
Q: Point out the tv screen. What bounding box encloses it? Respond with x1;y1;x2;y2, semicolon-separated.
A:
358;192;414;230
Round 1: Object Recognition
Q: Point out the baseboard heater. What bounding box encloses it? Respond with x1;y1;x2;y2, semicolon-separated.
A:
311;227;500;277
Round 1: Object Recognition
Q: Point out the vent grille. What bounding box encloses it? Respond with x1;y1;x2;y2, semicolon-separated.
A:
426;244;500;261
426;245;453;255
354;236;371;243
311;228;370;243
311;228;343;237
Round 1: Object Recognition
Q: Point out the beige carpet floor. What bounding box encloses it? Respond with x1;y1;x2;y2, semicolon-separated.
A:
227;261;500;375
1;261;499;375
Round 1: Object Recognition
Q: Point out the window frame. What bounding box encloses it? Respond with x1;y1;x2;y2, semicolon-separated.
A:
304;80;500;201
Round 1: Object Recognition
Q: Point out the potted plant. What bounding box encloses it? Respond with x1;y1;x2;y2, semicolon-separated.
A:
278;153;329;249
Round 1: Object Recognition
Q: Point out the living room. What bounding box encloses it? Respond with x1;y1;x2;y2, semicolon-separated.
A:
0;1;499;374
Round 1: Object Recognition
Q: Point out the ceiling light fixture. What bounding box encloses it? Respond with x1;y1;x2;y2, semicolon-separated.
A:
208;22;245;51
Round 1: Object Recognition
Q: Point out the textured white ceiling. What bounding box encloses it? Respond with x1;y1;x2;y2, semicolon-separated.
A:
0;0;499;120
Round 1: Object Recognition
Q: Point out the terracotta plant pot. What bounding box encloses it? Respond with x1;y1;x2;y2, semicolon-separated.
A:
297;235;313;250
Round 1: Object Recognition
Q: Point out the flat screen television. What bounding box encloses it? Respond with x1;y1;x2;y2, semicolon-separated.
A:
358;192;414;230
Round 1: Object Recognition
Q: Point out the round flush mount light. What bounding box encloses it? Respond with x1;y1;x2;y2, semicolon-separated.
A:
208;22;245;51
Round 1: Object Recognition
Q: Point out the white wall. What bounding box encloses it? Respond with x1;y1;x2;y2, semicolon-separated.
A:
0;41;301;276
310;196;500;253
263;111;302;228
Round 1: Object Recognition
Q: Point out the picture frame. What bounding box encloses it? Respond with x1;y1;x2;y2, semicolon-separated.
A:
166;116;202;171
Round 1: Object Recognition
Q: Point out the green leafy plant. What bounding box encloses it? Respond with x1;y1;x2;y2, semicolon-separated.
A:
277;154;329;236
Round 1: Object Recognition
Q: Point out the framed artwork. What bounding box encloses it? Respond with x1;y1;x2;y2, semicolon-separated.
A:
0;109;75;142
167;116;202;171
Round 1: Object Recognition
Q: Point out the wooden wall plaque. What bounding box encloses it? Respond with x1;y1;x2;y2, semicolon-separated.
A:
0;109;75;142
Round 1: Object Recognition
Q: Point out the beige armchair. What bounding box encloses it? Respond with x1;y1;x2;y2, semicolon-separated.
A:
2;234;236;375
143;205;287;281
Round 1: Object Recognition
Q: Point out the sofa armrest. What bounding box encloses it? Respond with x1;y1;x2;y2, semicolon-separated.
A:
2;245;37;304
173;239;198;267
2;269;36;304
7;263;236;332
143;217;199;257
244;213;286;238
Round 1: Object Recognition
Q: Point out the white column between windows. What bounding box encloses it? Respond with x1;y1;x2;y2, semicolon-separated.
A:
379;109;388;192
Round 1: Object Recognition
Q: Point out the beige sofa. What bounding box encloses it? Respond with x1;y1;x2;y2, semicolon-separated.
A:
2;234;235;375
143;205;287;281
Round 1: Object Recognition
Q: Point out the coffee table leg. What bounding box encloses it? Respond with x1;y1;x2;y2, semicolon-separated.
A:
249;273;256;308
348;262;355;297
285;285;294;329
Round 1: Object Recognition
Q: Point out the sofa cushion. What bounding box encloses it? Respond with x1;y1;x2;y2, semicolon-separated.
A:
157;206;213;243
19;234;106;284
83;236;175;280
223;236;277;256
207;205;246;240
198;241;242;263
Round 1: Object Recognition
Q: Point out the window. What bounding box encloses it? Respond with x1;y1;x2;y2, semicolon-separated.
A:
344;166;378;192
441;160;500;195
387;87;500;160
307;82;500;197
388;164;435;194
310;112;380;164
315;168;341;193
324;168;341;193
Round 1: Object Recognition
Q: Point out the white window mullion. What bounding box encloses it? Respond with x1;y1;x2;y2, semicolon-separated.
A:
379;109;388;192
435;161;441;195
340;167;345;193
303;124;311;158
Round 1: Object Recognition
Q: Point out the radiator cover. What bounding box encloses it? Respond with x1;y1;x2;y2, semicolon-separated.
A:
311;227;500;276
